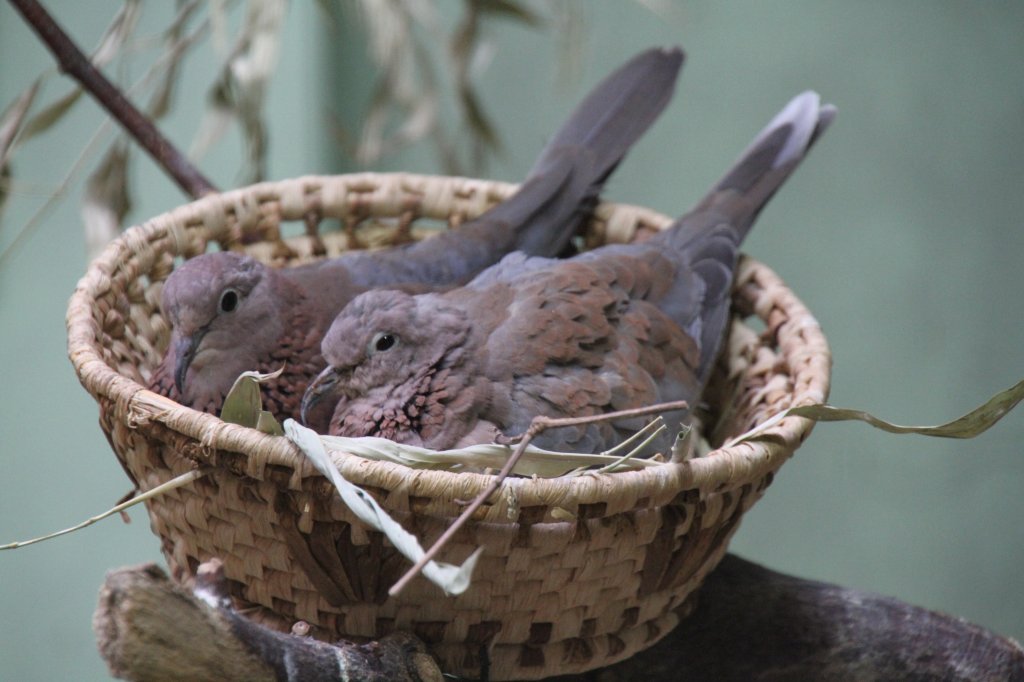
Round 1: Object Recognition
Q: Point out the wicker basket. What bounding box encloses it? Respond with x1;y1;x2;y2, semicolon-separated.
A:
66;173;830;680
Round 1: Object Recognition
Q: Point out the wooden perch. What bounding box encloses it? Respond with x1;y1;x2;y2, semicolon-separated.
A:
562;554;1024;682
93;559;442;682
94;555;1024;681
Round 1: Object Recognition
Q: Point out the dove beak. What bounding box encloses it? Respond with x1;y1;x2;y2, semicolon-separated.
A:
301;366;340;426
173;330;205;395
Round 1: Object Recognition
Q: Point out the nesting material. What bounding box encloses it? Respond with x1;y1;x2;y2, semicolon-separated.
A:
66;173;831;680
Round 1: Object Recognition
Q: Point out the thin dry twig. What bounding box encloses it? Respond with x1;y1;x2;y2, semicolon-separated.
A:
7;0;217;198
0;468;208;550
388;399;688;596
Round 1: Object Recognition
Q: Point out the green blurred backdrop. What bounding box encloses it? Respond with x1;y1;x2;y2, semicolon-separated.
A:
1;2;1022;679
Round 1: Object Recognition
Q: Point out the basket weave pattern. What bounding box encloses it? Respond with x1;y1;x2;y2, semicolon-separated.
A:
67;173;831;680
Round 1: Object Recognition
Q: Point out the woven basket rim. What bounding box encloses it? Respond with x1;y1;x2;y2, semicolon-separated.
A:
66;172;830;509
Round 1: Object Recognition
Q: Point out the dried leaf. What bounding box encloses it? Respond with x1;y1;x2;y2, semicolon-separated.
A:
728;377;1024;448
0;78;41;167
475;0;541;25
81;142;132;258
188;86;234;161
319;418;668;478
450;2;479;62
285;419;483;596
670;424;696;462
92;0;142;67
20;89;84;141
219;368;285;434
393;93;438;147
348;0;508;174
313;0;341;29
354;6;439;165
449;2;501;167
550;507;575;521
0;163;9;223
256;410;285;437
19;1;141;143
368;0;407;64
146;0;204;120
458;84;501;151
190;0;285;182
631;0;677;19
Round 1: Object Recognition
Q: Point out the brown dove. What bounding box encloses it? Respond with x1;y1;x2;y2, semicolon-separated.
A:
149;46;684;430
303;91;835;452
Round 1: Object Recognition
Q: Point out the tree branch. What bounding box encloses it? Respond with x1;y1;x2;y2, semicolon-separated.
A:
94;555;1024;681
554;554;1024;682
8;0;217;199
94;559;443;682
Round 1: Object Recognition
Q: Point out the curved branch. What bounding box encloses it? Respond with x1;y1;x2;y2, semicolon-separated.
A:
569;554;1024;681
94;555;1024;681
8;0;217;199
94;559;443;682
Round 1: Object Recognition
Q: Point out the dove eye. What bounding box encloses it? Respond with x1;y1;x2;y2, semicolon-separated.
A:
370;332;398;354
219;288;240;313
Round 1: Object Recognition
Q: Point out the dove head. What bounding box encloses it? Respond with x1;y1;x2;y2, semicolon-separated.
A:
301;289;470;428
160;252;303;409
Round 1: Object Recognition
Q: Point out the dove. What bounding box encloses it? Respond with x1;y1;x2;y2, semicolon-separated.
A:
148;46;685;430
303;91;835;452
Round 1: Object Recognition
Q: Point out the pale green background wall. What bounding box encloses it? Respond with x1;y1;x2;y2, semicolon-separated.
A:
2;3;1022;680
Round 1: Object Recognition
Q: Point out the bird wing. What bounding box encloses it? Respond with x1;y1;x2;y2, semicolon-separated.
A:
461;251;701;453
648;92;836;383
311;47;684;291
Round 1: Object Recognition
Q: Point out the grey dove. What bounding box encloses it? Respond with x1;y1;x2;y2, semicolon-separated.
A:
148;47;684;430
302;91;835;452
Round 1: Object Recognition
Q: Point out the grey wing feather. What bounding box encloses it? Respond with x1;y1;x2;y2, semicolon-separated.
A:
505;93;836;450
507;46;684;256
649;91;836;383
318;47;684;290
447;90;835;454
